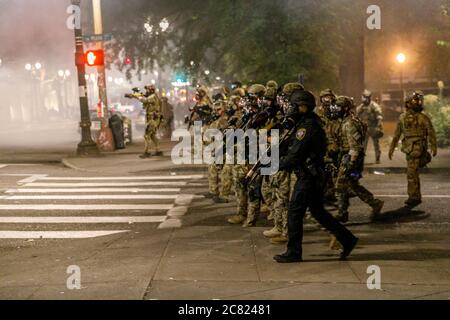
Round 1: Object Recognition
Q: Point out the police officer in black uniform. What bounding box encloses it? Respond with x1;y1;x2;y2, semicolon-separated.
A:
273;89;359;263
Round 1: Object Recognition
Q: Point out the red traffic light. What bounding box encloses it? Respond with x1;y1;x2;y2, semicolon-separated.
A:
84;50;104;66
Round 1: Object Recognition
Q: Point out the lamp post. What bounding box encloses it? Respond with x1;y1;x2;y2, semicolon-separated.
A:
71;0;99;156
396;53;406;111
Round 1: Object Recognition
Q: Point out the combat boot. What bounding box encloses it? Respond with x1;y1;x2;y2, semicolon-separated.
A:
270;235;288;244
201;192;215;198
242;219;256;228
213;196;228;204
405;198;422;209
370;199;384;221
227;215;246;225
153;151;164;156
139;152;151;159
273;252;302;263
335;211;349;223
263;227;281;238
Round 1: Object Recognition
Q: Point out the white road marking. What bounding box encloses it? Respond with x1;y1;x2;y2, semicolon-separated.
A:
0;230;128;239
376;195;450;198
5;188;181;193
5;194;180;200
0;165;7;169
0;204;173;211
24;181;189;187
38;175;204;181
18;175;48;184
0;216;166;223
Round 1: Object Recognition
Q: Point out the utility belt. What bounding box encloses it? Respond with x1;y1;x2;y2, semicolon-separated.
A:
293;157;324;179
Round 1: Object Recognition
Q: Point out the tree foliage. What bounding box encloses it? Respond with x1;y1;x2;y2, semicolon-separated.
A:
105;0;351;90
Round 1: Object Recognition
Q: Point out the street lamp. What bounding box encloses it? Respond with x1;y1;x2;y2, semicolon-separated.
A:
204;70;210;75
396;52;406;109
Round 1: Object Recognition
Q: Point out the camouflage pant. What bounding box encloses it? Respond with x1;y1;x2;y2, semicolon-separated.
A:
407;157;421;201
261;176;275;213
144;125;159;153
208;164;222;196
364;134;381;161
247;175;263;223
335;165;377;214
272;171;291;236
232;164;250;217
220;164;233;199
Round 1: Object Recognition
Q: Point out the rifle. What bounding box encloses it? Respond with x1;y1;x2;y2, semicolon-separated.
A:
187;104;212;129
244;123;297;185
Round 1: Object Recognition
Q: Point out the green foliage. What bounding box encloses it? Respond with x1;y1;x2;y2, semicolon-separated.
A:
105;0;350;90
426;96;450;147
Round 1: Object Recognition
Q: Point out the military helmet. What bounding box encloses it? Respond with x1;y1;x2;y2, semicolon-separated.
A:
289;89;316;110
231;88;246;98
282;82;305;96
212;93;226;102
264;87;278;100
197;85;209;96
336;96;354;110
320;89;336;99
362;89;372;97
247;84;266;98
266;80;278;89
145;85;156;92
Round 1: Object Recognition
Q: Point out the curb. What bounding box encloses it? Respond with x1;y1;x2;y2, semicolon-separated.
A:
61;158;99;173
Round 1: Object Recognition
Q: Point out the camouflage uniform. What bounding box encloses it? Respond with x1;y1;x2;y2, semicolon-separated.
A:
228;104;250;224
207;108;228;197
130;88;162;156
335;96;384;222
356;90;383;163
389;93;437;207
243;84;267;227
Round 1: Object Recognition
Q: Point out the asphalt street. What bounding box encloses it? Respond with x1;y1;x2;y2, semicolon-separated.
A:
0;135;449;300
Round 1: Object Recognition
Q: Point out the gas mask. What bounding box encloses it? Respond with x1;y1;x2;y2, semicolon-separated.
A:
362;95;371;106
321;95;335;108
329;103;343;120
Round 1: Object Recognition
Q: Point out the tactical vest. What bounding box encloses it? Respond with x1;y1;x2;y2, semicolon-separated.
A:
340;114;367;152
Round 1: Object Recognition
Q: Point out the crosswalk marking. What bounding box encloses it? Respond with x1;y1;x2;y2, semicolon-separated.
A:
24;182;190;187
0;230;129;239
38;175;204;181
4;194;181;200
0;173;206;239
0;204;173;210
376;195;450;198
0;216;166;223
5;188;181;193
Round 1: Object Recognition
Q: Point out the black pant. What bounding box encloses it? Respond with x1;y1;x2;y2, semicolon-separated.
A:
287;175;357;257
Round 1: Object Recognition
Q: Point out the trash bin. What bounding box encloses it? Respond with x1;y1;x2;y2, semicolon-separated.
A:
109;114;125;149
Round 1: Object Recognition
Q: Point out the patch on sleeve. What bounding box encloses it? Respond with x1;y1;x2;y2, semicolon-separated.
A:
296;128;307;141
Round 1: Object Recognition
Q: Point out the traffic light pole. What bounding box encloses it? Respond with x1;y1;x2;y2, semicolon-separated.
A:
72;0;99;156
92;0;115;152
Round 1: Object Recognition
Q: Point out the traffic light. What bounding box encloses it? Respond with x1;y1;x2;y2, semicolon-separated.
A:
84;50;104;66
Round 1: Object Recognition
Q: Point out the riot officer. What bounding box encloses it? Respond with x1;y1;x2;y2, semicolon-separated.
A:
389;91;437;208
333;96;384;222
206;94;230;203
317;89;340;204
356;90;384;164
126;85;163;158
188;86;213;129
273;89;358;263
